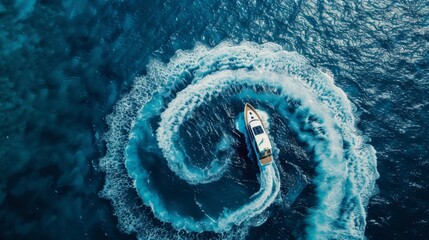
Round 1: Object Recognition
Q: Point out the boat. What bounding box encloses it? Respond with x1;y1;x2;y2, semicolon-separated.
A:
244;103;273;166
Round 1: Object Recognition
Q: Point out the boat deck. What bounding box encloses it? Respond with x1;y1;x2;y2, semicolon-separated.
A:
244;103;274;166
260;155;272;165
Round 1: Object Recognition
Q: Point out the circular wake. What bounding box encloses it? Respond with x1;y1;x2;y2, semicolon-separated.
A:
100;42;378;239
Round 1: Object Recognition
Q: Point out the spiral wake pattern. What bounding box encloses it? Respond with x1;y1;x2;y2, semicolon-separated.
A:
100;42;378;239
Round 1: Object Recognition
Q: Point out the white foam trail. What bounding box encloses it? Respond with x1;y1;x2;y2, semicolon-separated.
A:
150;77;282;230
218;164;280;228
100;41;378;239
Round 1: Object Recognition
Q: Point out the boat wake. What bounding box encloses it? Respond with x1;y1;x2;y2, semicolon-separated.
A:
100;41;378;239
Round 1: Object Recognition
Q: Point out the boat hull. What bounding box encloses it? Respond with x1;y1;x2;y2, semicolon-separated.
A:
244;103;273;166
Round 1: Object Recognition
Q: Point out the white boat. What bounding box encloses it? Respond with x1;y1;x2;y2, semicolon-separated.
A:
244;103;273;166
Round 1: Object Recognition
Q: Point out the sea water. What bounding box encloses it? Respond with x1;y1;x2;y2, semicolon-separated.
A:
1;0;428;239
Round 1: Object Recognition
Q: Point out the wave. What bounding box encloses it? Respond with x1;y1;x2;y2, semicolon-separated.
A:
99;41;378;239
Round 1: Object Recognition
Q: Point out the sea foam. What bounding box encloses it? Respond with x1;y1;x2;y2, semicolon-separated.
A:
100;41;378;239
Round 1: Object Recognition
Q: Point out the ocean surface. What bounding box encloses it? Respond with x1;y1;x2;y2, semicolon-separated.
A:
1;0;428;239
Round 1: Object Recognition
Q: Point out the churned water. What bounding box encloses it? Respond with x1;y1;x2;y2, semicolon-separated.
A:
1;0;428;239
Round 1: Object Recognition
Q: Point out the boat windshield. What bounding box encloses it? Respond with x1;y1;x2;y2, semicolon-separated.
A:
252;125;264;135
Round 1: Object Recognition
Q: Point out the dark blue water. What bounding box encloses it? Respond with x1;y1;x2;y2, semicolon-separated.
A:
1;0;428;239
